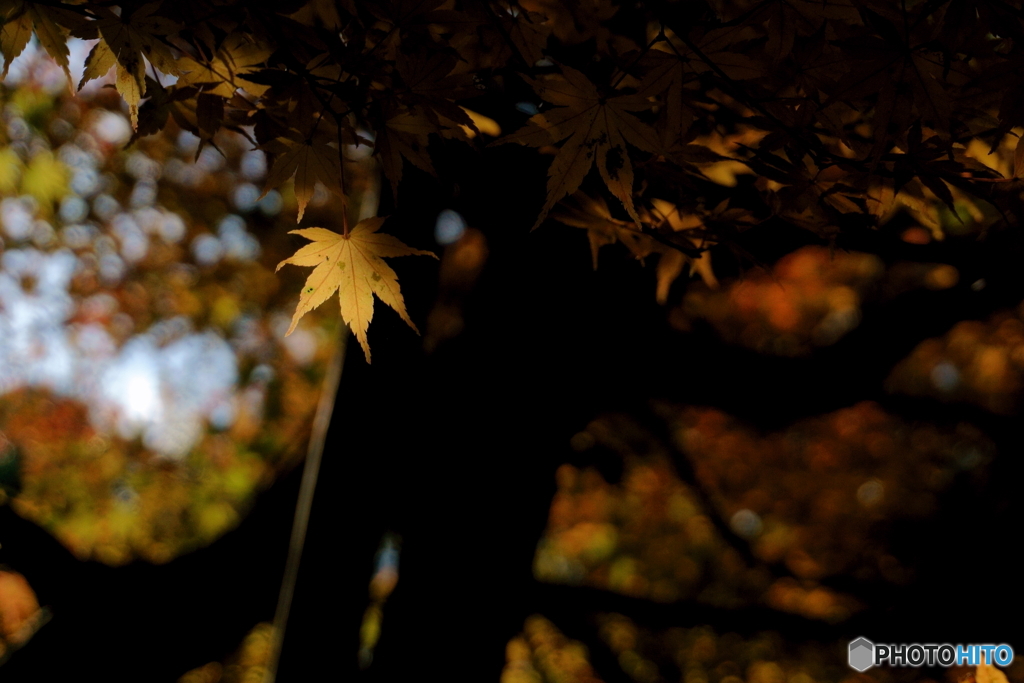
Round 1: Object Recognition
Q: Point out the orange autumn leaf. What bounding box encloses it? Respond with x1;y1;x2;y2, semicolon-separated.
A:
276;217;436;362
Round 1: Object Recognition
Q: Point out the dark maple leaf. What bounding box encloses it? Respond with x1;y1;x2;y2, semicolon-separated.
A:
499;65;664;229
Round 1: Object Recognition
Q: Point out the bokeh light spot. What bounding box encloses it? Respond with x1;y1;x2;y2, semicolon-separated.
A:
435;209;466;245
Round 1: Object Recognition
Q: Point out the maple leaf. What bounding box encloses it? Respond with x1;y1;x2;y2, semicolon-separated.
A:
0;3;31;81
262;131;345;223
0;1;85;84
636;51;698;150
374;105;439;201
79;38;115;87
552;193;715;303
502;2;553;66
498;65;664;230
817;8;957;161
671;24;765;82
551;192;650;269
72;4;181;130
276;218;437;363
645;198;717;298
371;52;482;200
132;77;200;141
175;32;272;99
395;51;479;128
361;0;453;58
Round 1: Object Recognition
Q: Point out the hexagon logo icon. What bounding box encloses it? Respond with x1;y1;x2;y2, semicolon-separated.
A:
849;637;875;672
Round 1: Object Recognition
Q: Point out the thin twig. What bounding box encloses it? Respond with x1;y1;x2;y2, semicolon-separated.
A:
262;328;348;683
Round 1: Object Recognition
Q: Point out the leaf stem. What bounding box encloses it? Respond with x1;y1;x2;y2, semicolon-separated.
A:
340;137;350;237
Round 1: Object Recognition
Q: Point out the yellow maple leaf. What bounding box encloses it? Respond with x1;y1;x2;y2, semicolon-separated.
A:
0;4;33;80
276;218;437;363
79;38;115;88
0;1;84;85
72;4;181;129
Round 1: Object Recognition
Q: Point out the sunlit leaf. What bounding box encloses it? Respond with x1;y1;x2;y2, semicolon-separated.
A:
70;4;182;129
276;218;436;362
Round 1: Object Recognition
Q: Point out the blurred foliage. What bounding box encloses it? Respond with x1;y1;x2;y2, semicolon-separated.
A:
504;613;1024;683
178;622;273;683
887;305;1024;415
669;404;990;587
0;569;44;664
593;614;931;683
0;58;340;566
501;615;605;683
672;247;883;355
535;419;791;613
672;247;961;356
535;405;991;622
423;226;489;353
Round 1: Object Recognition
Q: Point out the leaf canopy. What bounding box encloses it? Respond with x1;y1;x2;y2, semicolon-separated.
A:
0;0;1020;358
